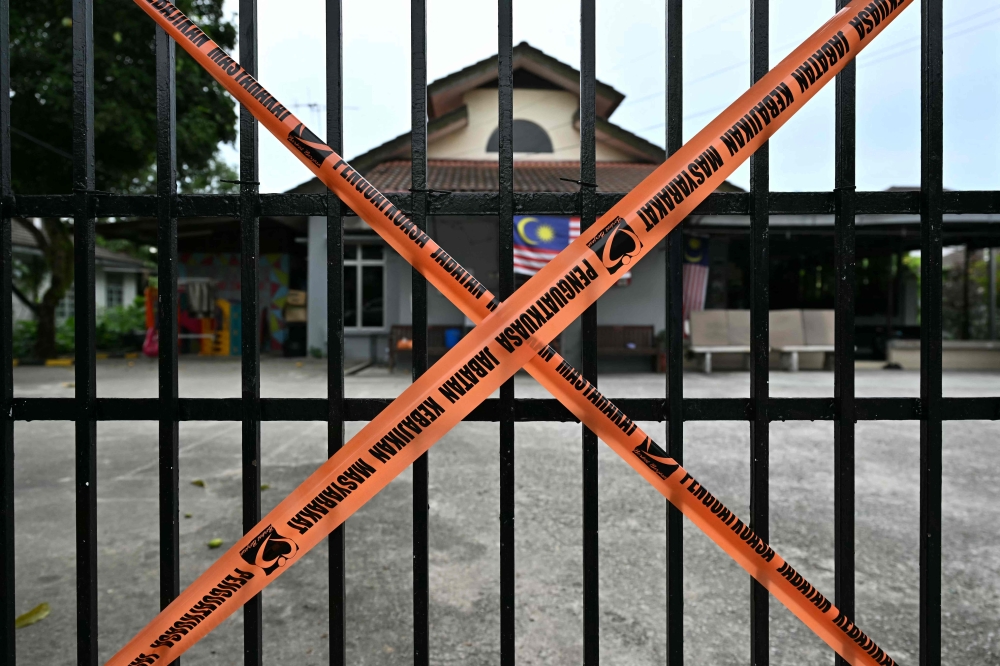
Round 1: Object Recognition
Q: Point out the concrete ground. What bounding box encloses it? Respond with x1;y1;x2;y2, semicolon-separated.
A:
10;359;1000;665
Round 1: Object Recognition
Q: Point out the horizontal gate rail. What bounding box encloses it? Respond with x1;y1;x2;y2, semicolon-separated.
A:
7;396;1000;422
2;190;999;218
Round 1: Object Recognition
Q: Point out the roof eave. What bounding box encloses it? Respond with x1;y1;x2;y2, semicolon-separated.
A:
571;110;665;164
427;42;625;119
287;105;470;195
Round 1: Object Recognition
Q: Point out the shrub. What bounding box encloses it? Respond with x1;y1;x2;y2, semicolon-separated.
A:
12;320;38;359
96;296;146;351
14;296;147;358
56;317;75;355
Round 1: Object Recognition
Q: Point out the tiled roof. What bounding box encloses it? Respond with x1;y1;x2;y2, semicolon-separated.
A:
364;160;665;194
12;220;153;269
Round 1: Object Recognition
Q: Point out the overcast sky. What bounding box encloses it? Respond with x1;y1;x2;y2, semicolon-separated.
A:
218;0;999;195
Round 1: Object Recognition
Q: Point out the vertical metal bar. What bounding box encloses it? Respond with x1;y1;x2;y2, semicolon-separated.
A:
0;0;14;660
325;2;346;664
663;1;684;663
238;1;262;664
579;1;598;663
155;25;181;661
748;2;769;664
833;0;856;661
410;1;429;663
920;0;943;663
72;0;98;663
989;248;996;341
497;0;516;663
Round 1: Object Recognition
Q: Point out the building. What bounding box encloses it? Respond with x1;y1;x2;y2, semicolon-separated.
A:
98;214;307;355
293;42;741;368
99;44;1000;367
12;219;152;323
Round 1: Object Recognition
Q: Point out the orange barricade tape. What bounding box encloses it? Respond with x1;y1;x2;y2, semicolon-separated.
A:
113;2;912;665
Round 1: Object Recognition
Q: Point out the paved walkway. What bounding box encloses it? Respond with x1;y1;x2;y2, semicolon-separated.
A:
10;359;1000;665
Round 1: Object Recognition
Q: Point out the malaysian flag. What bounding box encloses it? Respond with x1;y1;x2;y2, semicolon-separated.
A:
513;216;580;276
682;235;710;328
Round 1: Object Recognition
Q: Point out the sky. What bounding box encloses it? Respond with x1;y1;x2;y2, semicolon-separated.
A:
218;0;1000;195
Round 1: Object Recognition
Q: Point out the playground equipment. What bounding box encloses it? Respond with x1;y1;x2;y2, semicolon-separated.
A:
142;282;237;357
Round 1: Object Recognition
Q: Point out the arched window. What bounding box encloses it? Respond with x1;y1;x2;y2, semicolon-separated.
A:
486;119;553;153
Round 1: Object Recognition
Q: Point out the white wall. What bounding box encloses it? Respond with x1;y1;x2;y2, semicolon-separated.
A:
307;215;327;353
595;244;667;332
429;89;634;162
95;269;106;310
11;263;145;324
307;215;409;362
95;268;140;311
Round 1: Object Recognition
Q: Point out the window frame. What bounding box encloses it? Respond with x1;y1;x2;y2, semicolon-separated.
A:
105;271;124;309
343;242;387;333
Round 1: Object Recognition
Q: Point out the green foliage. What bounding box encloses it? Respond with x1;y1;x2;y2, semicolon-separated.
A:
654;329;667;351
96;297;147;350
901;253;922;325
12;318;79;358
943;249;999;340
14;297;148;358
14;602;51;630
12;254;47;302
10;0;238;195
13;320;38;359
55;316;75;355
96;234;156;263
11;0;237;356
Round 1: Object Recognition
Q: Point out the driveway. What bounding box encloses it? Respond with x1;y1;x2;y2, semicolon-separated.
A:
10;359;1000;665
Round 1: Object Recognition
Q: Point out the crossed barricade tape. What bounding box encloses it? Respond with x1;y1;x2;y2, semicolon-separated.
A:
111;2;913;664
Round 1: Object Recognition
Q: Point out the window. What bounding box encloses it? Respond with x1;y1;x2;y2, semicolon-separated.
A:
486;119;553;153
56;288;74;321
106;273;124;309
344;244;385;329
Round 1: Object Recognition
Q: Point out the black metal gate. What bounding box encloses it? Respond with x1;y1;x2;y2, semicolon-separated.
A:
1;0;997;664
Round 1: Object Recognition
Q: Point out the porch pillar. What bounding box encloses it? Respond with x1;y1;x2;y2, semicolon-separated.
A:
307;215;328;354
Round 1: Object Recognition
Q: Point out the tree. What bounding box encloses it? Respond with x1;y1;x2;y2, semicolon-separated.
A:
10;0;238;358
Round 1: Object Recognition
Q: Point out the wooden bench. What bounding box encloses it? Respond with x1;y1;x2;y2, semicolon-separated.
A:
596;325;658;368
689;310;750;373
771;309;835;372
389;324;560;371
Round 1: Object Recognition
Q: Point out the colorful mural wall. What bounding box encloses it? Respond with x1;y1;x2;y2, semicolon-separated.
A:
177;253;290;352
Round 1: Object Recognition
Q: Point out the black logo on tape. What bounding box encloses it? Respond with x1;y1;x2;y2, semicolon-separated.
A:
633;437;678;480
288;123;334;168
586;216;643;275
240;524;299;576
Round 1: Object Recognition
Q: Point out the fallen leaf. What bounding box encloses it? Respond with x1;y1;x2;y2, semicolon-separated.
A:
191;479;205;488
62;382;75;388
184;513;192;519
260;484;270;491
207;538;223;549
15;603;50;629
383;645;395;654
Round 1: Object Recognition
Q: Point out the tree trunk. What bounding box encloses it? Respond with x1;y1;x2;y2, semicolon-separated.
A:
35;301;58;360
33;218;75;359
